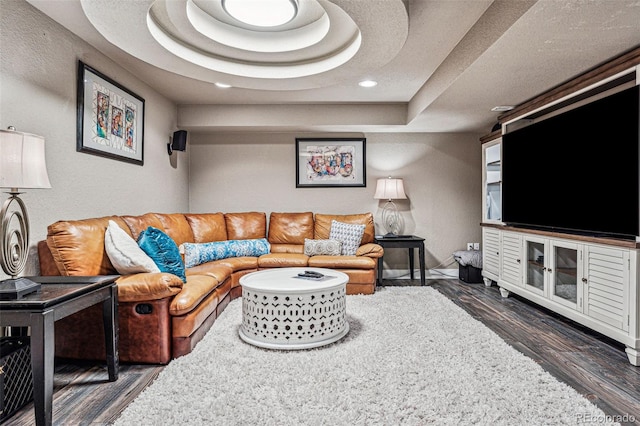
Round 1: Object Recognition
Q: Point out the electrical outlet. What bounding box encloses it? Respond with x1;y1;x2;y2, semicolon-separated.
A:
466;243;473;250
473;242;480;250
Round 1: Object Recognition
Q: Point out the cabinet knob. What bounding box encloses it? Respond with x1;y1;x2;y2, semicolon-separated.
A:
516;258;521;263
582;278;588;284
547;268;552;273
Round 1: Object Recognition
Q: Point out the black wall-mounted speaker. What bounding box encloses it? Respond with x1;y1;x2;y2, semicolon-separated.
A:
168;130;188;155
172;130;188;151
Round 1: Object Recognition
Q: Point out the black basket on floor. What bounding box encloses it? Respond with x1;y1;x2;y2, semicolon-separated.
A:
459;264;483;283
0;336;33;423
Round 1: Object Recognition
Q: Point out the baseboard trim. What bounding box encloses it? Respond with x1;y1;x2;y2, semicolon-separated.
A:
382;268;459;280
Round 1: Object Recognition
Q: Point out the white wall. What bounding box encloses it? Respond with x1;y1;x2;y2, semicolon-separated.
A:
0;1;189;279
189;132;483;272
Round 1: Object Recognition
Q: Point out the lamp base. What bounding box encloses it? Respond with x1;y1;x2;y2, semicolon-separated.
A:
382;232;401;238
0;277;41;300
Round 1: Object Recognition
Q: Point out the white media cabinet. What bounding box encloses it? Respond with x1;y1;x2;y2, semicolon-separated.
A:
481;225;639;366
479;48;640;366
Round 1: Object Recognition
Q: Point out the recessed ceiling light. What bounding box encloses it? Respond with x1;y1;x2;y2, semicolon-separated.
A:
491;105;515;112
222;0;298;28
359;80;377;88
215;82;232;88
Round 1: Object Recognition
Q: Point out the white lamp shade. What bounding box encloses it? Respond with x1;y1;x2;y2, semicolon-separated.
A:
0;129;51;189
374;177;407;200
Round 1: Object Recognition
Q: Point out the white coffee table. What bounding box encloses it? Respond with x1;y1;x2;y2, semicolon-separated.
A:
239;267;349;350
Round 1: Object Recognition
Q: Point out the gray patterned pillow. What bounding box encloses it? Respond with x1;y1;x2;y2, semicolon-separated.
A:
329;220;366;256
304;239;342;256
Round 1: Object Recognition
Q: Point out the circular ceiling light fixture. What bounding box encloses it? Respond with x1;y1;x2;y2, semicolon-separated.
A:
359;80;378;88
222;0;299;28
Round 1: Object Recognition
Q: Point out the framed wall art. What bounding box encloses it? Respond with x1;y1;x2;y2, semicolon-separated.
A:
296;138;366;188
76;61;145;165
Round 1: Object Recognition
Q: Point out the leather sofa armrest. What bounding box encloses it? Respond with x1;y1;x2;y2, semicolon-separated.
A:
356;243;384;258
116;273;184;303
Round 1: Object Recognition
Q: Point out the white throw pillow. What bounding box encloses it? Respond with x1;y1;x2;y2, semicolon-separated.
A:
329;220;366;256
105;220;160;274
303;238;342;256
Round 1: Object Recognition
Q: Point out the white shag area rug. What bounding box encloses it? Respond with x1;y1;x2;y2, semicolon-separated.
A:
115;287;618;425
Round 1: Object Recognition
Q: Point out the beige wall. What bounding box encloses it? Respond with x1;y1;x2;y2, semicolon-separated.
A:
0;1;188;279
189;132;483;272
1;1;483;280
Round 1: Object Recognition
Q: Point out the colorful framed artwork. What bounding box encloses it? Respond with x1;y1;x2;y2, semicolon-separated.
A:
296;138;366;188
76;61;145;165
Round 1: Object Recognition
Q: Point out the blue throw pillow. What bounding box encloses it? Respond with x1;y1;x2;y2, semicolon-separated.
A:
182;238;271;268
137;226;186;282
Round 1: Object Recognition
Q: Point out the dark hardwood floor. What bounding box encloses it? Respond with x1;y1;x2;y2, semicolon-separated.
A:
5;279;640;425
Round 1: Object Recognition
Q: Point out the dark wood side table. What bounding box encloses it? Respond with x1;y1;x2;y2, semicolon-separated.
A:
375;235;426;286
0;275;119;426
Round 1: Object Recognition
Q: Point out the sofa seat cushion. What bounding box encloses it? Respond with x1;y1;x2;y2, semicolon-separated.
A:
258;253;309;268
307;255;376;269
186;263;233;283
269;244;304;254
172;279;232;339
170;274;223;316
116;273;184;303
208;256;259;273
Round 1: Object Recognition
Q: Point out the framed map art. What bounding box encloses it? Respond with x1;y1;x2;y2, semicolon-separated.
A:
77;61;145;165
296;138;366;188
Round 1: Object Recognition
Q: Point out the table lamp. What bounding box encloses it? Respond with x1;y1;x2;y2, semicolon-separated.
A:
0;127;51;299
374;176;407;237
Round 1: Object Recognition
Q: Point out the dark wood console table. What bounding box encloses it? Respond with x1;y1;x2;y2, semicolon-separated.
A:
375;235;426;286
0;275;119;426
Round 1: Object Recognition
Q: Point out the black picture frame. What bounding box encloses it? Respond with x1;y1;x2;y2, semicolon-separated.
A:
76;61;145;165
296;138;366;188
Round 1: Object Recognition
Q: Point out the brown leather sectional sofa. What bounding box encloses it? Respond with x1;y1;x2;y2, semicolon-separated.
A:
37;211;383;364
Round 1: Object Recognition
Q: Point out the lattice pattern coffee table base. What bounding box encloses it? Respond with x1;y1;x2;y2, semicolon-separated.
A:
239;268;349;350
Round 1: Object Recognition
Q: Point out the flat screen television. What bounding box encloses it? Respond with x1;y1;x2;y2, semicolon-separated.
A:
502;84;640;240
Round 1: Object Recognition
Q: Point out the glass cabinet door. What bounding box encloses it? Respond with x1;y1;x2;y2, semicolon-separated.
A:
523;237;546;295
482;138;502;223
549;241;580;309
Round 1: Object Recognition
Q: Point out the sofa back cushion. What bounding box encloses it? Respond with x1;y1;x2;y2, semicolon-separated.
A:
314;213;375;244
224;212;266;240
185;213;228;243
121;213;164;240
46;216;123;276
268;212;314;245
152;213;195;246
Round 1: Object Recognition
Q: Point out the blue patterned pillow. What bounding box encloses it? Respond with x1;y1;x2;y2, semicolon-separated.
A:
182;238;271;268
329;220;365;256
137;227;186;282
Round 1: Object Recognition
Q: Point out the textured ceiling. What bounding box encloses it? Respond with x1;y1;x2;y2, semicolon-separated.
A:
26;0;640;134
